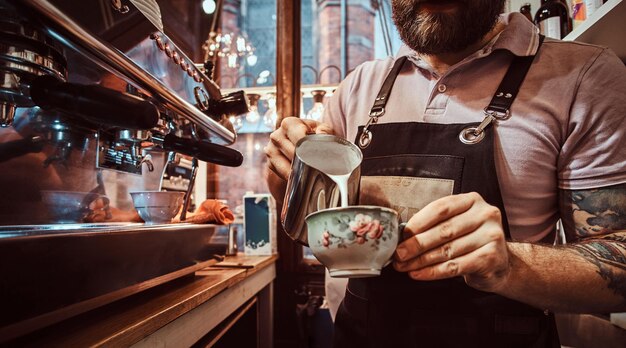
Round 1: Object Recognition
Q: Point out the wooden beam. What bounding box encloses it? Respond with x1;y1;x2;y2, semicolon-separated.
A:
276;0;301;125
275;0;304;275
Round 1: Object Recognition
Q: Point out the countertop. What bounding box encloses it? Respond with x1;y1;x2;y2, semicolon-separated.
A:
9;254;278;347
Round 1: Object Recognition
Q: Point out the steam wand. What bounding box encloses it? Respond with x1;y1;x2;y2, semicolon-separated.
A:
137;153;154;172
43;142;71;168
179;157;198;222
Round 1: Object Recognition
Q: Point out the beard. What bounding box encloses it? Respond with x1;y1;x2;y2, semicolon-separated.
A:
391;0;506;55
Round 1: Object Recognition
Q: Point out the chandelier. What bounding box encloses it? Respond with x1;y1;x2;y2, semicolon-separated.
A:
202;31;257;68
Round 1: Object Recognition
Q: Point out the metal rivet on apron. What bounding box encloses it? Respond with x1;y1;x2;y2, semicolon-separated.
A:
437;84;447;93
459;127;485;144
459;114;495;145
358;130;372;148
359;115;379;149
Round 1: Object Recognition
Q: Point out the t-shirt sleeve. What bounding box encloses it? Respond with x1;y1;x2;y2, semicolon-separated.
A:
558;48;626;190
322;69;361;139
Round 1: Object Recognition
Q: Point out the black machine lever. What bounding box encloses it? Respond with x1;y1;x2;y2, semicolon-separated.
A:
162;134;243;167
0;136;45;163
205;90;249;120
30;76;159;130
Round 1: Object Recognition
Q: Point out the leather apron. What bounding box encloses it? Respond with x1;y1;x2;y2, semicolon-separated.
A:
333;38;560;348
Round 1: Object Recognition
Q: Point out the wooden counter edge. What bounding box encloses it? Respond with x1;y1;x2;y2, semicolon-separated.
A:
208;253;279;272
132;258;277;347
12;255;278;347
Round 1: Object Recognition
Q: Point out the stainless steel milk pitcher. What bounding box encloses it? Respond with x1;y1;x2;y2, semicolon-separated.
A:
281;134;362;246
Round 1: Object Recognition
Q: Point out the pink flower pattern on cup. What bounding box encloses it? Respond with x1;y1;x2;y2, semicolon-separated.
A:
350;213;383;243
322;230;331;247
322;213;384;248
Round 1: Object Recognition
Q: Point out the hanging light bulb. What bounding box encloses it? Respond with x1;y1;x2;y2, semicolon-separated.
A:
245;93;261;124
246;106;260;123
202;0;216;14
263;93;278;129
246;54;258;66
229;115;243;131
257;70;271;85
236;36;246;52
305;90;326;121
202;31;256;68
227;54;238;68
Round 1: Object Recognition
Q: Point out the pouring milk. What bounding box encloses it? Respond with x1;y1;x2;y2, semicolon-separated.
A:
281;134;363;246
297;139;361;208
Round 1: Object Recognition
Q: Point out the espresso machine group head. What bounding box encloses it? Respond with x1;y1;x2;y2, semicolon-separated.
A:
0;0;247;226
0;0;249;340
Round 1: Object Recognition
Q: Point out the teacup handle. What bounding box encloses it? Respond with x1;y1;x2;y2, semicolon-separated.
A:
383;222;408;267
399;222;407;234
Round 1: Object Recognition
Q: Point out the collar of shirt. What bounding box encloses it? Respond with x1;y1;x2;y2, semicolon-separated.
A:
396;12;541;75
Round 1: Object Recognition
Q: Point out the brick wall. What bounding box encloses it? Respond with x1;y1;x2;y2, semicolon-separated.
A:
208;133;271;208
346;2;375;72
317;1;342;84
212;0;376;206
316;0;375;83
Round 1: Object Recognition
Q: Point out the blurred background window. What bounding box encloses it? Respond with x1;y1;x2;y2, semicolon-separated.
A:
206;0;278;211
300;0;403;259
210;0;405;223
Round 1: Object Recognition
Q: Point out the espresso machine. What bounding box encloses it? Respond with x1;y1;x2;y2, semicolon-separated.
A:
0;0;247;342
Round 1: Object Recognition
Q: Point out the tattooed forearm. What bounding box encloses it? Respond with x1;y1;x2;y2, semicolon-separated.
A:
568;234;626;303
570;235;626;269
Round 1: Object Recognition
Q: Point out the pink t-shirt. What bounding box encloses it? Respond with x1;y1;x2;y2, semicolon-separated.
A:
323;13;626;242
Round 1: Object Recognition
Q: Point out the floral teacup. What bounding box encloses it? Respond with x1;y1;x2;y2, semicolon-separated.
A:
305;206;400;278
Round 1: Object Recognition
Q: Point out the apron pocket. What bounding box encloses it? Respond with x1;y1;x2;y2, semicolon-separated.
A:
360;154;464;223
362;154;464;193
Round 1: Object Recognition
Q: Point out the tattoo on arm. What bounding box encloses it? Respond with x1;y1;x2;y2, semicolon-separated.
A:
568;234;626;304
560;183;626;302
560;183;626;239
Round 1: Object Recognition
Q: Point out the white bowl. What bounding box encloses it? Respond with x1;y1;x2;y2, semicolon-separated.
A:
305;205;399;278
130;191;185;224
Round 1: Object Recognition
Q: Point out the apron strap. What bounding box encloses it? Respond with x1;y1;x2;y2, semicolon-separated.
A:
485;35;545;117
368;56;408;117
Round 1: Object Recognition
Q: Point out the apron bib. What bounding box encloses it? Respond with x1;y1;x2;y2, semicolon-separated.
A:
333;38;560;348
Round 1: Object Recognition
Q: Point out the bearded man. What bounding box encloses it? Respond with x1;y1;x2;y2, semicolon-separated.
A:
265;0;626;346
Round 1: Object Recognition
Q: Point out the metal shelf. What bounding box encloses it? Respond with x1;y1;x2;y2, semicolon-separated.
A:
563;0;626;62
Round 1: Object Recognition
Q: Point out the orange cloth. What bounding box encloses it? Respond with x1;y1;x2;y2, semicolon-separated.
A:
173;199;235;225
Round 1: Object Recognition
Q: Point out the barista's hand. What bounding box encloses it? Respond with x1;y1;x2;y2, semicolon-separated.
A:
265;117;334;180
393;192;511;293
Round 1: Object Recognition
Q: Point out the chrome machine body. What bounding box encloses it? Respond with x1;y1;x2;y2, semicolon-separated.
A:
0;0;246;341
